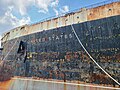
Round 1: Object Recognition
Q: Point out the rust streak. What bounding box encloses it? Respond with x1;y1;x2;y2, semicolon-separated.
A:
0;80;13;90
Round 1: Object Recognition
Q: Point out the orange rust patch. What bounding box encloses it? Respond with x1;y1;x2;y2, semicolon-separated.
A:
87;2;120;21
0;79;13;90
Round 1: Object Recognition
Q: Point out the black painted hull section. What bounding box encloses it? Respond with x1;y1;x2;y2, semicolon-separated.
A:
1;15;120;85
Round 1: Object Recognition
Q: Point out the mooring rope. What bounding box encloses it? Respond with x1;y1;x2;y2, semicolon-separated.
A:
0;40;19;67
70;24;120;86
2;39;18;61
0;27;27;65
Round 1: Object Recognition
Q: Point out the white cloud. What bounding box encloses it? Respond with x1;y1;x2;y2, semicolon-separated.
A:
51;0;59;7
0;6;31;47
0;35;1;48
2;7;30;26
0;0;34;35
0;6;31;32
36;0;54;13
0;0;34;16
0;0;60;16
60;5;69;14
36;0;59;15
53;8;59;16
63;6;69;12
38;10;47;14
0;0;61;18
51;0;59;16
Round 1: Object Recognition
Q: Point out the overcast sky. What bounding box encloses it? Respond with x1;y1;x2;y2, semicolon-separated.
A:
0;0;107;47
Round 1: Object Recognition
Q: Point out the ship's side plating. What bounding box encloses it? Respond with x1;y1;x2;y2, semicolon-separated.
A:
1;1;120;86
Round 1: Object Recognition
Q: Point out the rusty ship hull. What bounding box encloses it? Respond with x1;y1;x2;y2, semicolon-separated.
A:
0;0;120;90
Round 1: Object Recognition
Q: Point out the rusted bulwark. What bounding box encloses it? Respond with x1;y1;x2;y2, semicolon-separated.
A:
87;2;120;21
8;78;119;90
0;80;13;90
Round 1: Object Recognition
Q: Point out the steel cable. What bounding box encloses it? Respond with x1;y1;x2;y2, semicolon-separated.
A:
70;24;120;86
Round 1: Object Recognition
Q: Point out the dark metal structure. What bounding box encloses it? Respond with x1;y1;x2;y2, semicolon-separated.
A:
0;0;120;87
